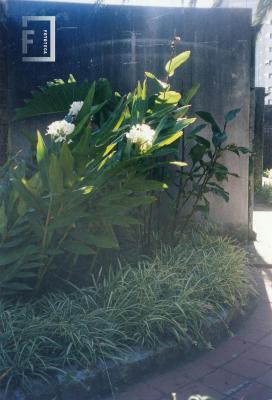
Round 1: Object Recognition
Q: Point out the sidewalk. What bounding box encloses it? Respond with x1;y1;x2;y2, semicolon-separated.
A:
104;206;272;400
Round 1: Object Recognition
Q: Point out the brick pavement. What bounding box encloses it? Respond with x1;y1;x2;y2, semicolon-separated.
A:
102;207;272;400
102;271;272;400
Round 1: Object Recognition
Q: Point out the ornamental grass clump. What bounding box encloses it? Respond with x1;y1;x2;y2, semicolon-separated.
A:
0;232;254;394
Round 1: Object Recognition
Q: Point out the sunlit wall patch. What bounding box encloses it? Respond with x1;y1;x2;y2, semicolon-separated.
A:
22;16;55;62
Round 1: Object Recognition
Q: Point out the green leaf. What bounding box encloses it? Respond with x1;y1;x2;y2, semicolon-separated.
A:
124;178;167;192
212;131;227;148
165;51;191;77
208;183;229;202
145;72;170;90
237;146;251;154
189;144;207;164
95;78;112;103
183;83;200;105
48;212;90;230
196;111;221;133
25;173;43;197
48;154;63;194
155;131;183;149
157;91;181;104
59;144;74;186
36;130;47;163
224;108;240;123
85;233;119;249
194;135;210;148
76;82;96;123
61;240;96;255
213;163;229;181
169;161;187;167
188;124;207;138
174;105;191;119
15;79;91;120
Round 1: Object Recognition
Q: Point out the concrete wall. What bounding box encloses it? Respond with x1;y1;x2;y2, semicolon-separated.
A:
0;1;7;165
6;2;253;228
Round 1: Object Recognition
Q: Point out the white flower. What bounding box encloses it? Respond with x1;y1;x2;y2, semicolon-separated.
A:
126;124;156;152
68;101;84;116
46;120;75;143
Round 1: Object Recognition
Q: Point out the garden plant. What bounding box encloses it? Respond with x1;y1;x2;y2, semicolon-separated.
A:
0;44;254;397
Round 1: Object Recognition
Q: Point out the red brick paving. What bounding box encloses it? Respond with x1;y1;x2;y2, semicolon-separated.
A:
103;269;272;400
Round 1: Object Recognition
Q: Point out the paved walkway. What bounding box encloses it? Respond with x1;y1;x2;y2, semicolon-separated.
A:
104;206;272;400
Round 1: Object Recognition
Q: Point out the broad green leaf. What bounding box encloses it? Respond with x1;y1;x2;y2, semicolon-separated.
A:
207;182;229;202
62;240;96;255
25;173;43;196
36;130;48;187
224;108;240;123
174;105;191;119
13;178;44;215
155;131;183;149
165;51;191;77
36;130;47;163
48;154;63;194
196;111;221;133
189;144;207;164
59;144;74;186
157;91;181;104
194;135;210;148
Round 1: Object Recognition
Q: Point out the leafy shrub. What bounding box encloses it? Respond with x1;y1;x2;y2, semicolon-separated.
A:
1;51;197;295
1;42;250;294
255;184;272;205
0;232;253;394
173;110;250;231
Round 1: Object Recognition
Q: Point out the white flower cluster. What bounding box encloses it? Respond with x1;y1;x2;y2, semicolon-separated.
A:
46;120;75;143
68;101;84;117
45;101;84;143
126;124;156;152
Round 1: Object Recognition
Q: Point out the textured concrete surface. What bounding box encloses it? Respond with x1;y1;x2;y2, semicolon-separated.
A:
103;207;272;400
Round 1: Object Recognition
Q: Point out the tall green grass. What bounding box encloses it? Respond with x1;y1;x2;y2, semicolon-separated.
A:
0;232;254;394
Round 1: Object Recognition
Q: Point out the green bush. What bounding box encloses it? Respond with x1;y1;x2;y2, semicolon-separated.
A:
1;52;196;295
255;184;272;205
0;232;253;394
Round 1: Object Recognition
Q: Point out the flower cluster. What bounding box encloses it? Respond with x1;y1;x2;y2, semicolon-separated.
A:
126;124;156;152
46;120;75;143
68;101;84;117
